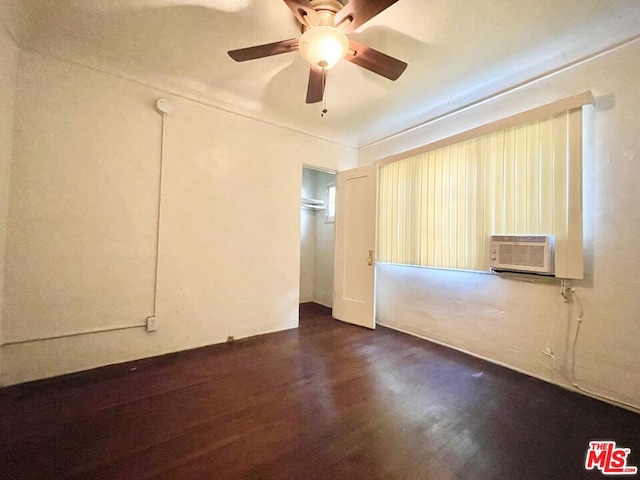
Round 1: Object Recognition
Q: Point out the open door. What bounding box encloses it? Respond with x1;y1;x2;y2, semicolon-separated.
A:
333;164;377;329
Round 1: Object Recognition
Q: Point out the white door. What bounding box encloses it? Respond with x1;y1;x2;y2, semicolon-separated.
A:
333;164;377;329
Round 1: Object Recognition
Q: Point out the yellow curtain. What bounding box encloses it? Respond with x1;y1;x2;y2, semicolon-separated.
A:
378;108;583;277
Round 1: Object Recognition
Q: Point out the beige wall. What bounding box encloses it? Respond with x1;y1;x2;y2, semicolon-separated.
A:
0;49;356;385
362;40;640;409
0;24;18;380
299;168;316;304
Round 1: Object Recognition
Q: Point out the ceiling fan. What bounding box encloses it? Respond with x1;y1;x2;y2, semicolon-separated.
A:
227;0;407;104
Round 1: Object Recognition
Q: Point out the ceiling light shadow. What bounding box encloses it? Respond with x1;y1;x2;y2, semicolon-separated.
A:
68;0;253;14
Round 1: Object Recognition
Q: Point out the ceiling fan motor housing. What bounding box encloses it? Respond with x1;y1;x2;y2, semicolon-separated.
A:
303;0;348;30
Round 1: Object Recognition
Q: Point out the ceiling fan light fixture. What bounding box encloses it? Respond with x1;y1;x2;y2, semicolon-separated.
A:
298;26;349;70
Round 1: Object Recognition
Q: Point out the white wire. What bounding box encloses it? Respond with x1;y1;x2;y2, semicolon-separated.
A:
152;113;166;317
568;288;638;411
538;280;568;371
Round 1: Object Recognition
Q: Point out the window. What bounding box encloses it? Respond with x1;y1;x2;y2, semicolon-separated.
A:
378;94;590;279
325;183;336;223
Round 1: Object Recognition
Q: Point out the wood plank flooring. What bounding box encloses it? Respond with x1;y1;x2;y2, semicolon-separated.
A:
0;303;638;479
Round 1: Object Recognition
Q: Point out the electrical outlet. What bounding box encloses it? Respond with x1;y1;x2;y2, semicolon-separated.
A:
146;316;158;332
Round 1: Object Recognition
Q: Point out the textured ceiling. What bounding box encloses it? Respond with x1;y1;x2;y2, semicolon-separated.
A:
1;0;639;148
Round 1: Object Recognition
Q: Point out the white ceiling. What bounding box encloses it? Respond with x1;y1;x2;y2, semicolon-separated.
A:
1;0;639;148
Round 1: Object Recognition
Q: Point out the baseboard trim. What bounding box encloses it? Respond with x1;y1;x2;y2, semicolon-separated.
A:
311;299;333;309
378;322;639;414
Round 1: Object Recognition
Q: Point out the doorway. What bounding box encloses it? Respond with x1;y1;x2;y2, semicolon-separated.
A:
300;166;337;308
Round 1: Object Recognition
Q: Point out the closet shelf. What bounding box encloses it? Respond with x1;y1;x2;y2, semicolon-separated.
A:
301;197;326;211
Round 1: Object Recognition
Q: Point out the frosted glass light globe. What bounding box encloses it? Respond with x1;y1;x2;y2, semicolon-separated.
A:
299;26;349;70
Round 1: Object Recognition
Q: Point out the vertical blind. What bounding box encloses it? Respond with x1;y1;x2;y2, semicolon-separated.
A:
378;108;584;278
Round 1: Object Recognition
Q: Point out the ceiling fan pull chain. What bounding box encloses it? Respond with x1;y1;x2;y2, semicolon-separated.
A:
321;68;328;117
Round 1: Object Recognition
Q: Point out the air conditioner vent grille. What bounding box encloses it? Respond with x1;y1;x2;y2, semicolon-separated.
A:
499;245;545;267
490;235;554;274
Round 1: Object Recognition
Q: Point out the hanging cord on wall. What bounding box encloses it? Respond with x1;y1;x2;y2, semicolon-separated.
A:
535;278;572;371
151;111;165;317
151;98;173;320
537;281;638;411
538;292;565;370
566;287;638;411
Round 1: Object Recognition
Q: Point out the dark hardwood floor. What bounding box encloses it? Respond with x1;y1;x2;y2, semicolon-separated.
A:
0;303;638;479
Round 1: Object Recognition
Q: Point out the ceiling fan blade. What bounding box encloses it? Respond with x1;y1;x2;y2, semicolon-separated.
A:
228;39;299;62
283;0;320;26
334;0;400;34
306;67;325;104
345;39;407;80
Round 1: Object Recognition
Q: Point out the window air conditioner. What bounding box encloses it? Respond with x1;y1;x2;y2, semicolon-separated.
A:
489;235;554;275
